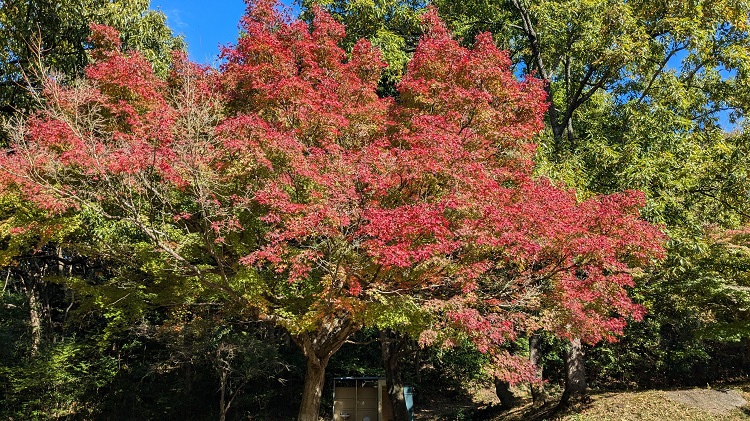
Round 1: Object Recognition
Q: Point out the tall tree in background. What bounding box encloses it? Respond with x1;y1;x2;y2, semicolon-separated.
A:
0;0;183;122
0;1;185;418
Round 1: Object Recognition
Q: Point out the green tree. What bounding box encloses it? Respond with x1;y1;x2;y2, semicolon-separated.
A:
0;0;183;362
0;0;183;121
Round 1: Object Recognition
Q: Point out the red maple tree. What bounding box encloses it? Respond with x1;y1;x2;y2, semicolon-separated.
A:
0;1;664;418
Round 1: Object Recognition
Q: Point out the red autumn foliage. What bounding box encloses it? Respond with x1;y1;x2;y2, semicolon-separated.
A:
0;1;665;416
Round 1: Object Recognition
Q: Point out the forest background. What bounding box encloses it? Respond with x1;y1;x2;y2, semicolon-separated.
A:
1;0;750;420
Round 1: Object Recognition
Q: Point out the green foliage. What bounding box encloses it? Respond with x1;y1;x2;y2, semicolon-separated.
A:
361;294;429;334
0;288;28;361
0;0;183;125
328;328;385;378
431;0;515;47
301;0;426;94
0;341;118;419
0;2;187;418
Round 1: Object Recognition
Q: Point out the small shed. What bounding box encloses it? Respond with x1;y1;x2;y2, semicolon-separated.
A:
333;377;413;421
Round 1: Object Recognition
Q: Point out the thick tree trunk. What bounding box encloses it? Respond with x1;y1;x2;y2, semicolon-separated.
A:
381;329;410;421
294;316;354;421
298;354;327;421
529;333;546;403
494;379;518;409
560;338;587;406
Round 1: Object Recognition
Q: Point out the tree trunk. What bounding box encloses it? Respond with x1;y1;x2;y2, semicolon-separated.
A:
20;276;42;357
529;333;546;403
494;379;518;409
509;0;566;160
28;288;41;356
219;368;229;421
381;329;410;421
298;349;329;421
560;338;587;406
294;317;354;421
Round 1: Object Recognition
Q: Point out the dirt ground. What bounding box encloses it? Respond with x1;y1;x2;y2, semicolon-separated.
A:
665;388;748;415
412;382;750;420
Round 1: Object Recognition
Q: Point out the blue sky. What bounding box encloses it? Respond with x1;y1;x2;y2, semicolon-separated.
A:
149;1;297;65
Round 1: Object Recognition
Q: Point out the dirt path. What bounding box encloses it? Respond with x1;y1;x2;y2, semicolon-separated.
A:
665;388;748;415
